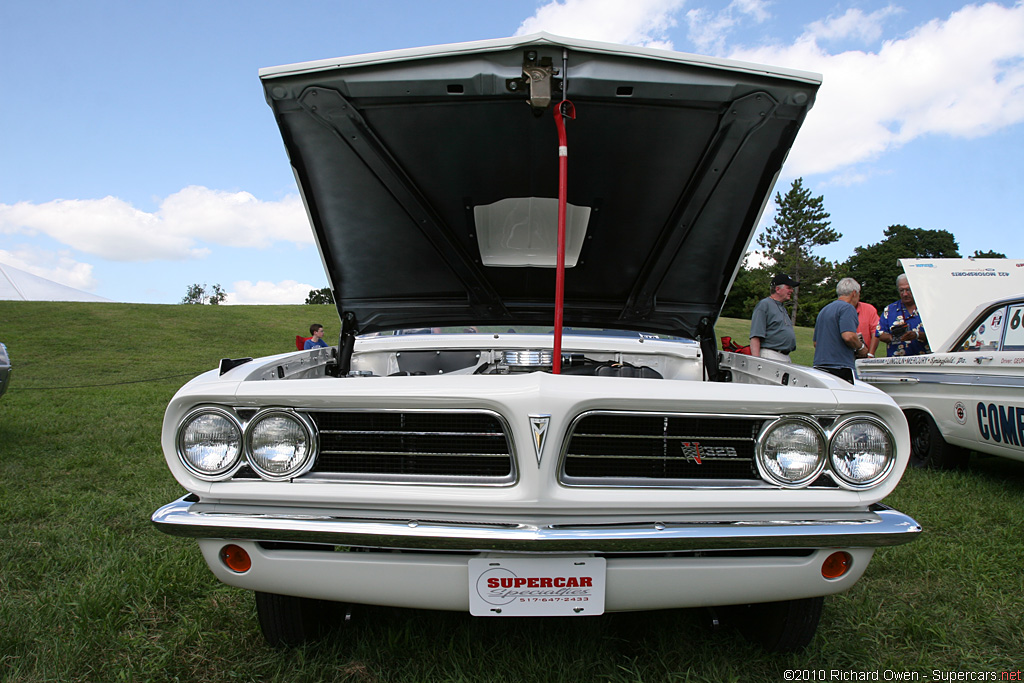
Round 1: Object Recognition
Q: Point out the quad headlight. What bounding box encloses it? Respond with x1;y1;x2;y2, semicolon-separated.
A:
244;409;317;480
828;416;895;489
177;407;244;480
756;417;826;487
756;414;897;490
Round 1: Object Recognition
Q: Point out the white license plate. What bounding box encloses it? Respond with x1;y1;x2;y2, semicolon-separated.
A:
468;557;606;616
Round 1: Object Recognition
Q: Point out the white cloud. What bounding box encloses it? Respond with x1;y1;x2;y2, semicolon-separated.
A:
686;0;771;54
516;0;687;49
226;279;317;305
0;247;98;291
730;0;770;23
804;6;902;44
817;169;878;189
0;187;311;262
686;7;738;54
158;187;311;250
729;2;1024;181
743;250;774;269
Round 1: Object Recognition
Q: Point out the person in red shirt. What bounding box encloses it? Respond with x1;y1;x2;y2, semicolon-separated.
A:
855;300;880;356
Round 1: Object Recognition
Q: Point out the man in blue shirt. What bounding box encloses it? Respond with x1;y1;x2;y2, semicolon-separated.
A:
304;323;329;349
813;278;871;383
876;274;930;356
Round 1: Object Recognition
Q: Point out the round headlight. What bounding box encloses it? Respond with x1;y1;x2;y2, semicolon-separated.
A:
757;417;826;487
245;410;316;480
829;417;895;489
177;408;243;480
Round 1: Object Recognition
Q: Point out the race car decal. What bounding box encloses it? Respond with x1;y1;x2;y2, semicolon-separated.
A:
977;402;1024;448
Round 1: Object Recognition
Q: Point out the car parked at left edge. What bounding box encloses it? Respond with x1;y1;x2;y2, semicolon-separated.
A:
0;342;11;399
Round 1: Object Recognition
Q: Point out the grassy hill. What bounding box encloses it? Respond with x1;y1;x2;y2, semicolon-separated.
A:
1;301;1021;681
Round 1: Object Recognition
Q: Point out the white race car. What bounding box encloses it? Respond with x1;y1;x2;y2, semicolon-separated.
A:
152;33;920;652
859;258;1024;468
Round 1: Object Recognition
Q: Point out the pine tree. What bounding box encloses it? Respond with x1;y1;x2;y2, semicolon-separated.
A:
757;178;840;324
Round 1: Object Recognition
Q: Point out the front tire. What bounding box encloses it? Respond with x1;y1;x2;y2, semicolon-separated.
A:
907;410;967;470
723;597;823;653
254;591;346;647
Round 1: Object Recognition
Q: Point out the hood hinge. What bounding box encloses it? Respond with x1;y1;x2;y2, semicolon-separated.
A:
696;316;727;382
335;311;358;377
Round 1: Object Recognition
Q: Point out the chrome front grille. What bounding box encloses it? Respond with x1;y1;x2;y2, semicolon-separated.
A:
306;410;515;484
560;411;765;485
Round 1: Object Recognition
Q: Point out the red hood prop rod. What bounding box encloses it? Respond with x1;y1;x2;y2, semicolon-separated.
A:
552;98;575;374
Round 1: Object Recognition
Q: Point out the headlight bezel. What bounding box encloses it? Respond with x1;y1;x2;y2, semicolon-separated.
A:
176;406;245;481
755;415;828;488
243;408;318;481
827;415;897;490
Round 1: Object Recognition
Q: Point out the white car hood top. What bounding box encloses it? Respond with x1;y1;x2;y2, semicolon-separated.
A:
900;258;1024;352
260;33;820;337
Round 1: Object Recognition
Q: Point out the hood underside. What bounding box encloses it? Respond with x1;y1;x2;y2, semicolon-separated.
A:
261;33;820;337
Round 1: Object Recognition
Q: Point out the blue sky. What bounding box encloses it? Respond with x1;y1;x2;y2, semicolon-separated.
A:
2;0;1022;303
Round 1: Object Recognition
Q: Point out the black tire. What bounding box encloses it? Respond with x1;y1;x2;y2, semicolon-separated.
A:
254;591;345;647
723;596;823;653
907;410;968;470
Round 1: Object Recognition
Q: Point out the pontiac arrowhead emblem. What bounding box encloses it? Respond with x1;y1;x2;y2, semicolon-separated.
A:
528;414;551;466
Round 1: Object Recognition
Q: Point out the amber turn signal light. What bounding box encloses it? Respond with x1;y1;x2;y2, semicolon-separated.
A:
220;544;252;573
821;551;852;579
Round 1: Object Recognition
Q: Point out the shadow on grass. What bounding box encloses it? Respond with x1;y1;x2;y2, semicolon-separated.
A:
964;451;1024;491
275;604;781;682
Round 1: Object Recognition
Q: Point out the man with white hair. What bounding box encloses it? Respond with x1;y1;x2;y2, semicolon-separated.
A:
876;273;929;356
812;277;871;383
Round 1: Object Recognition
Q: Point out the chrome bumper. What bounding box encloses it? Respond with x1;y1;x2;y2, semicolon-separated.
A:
152;497;921;553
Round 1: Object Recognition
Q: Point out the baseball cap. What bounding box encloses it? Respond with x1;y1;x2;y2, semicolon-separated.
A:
771;273;800;287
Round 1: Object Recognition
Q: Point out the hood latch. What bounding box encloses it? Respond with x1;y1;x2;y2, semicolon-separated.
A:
507;50;560;114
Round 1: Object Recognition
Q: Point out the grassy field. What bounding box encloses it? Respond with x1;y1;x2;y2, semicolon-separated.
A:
1;301;1022;682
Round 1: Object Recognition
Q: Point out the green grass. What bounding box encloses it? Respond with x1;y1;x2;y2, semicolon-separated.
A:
715;316;816;366
2;302;1023;681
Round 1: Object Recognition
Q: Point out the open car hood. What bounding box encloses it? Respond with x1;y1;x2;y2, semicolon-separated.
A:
261;33;820;337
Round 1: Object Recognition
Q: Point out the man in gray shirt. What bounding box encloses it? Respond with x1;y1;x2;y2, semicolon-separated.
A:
749;273;799;363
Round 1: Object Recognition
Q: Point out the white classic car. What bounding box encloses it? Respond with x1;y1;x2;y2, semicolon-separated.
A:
858;258;1024;469
152;34;921;652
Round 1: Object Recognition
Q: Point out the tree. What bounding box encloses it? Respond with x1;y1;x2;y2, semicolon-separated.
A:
972;249;1006;258
181;283;227;305
844;225;960;306
756;178;841;325
305;287;335;305
208;284;226;305
721;262;771;319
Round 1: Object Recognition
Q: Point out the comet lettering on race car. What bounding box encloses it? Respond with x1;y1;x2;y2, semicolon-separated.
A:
976;402;1024;448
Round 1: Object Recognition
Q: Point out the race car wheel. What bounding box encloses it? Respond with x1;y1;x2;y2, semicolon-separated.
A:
723;596;823;653
907;410;967;470
254;591;346;647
